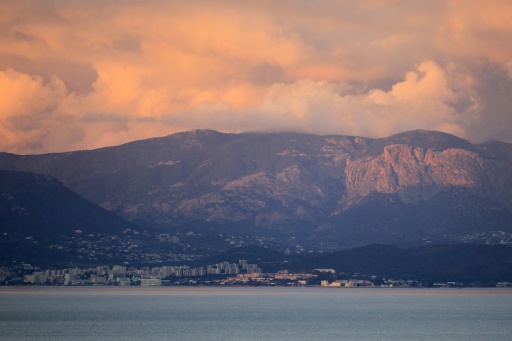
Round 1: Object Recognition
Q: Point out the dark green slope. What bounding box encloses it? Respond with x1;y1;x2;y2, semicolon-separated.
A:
0;170;134;236
215;244;512;282
0;170;137;265
323;188;512;248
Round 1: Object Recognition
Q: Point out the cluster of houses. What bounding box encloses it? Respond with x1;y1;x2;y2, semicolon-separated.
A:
321;279;375;287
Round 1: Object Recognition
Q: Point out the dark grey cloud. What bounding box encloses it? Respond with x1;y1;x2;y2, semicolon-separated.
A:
467;63;512;142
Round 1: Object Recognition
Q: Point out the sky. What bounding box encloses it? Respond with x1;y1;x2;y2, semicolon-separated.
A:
1;0;512;154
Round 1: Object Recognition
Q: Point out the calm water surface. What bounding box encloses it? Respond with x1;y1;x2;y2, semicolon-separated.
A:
0;287;511;340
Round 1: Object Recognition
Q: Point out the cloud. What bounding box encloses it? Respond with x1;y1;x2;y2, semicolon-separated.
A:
0;1;511;153
0;68;163;153
504;61;512;79
0;69;69;152
166;61;474;139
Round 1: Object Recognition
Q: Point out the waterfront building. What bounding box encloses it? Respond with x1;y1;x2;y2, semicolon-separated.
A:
141;278;162;286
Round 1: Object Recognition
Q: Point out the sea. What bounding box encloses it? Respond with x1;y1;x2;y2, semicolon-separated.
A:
0;287;511;340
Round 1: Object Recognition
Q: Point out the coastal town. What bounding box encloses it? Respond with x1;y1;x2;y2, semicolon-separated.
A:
1;260;510;288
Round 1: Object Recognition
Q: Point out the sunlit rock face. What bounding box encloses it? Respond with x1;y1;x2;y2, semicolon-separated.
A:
339;143;512;213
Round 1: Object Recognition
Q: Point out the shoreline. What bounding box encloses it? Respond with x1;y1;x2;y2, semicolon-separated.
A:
1;286;512;296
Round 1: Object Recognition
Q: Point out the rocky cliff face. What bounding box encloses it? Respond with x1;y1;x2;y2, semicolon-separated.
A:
339;143;512;212
1;129;511;248
175;166;330;226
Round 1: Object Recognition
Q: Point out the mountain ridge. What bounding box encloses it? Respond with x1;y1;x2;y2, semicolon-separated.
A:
1;129;511;249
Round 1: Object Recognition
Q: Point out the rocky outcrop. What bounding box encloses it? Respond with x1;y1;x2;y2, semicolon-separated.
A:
338;143;512;213
176;166;330;226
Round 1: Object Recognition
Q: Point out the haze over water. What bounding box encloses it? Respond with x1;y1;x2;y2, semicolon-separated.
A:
1;287;511;340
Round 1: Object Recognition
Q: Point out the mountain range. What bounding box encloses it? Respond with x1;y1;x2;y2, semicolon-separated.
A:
1;129;512;253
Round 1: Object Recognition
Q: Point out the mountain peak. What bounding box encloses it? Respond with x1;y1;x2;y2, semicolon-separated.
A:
363;130;476;157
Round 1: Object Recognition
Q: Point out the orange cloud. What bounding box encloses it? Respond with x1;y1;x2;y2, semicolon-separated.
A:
0;1;511;153
162;61;475;140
